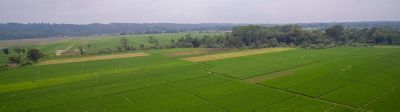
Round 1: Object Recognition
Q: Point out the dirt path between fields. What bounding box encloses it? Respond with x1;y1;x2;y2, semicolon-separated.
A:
37;52;149;65
164;48;237;57
244;61;322;84
183;48;295;62
244;69;295;84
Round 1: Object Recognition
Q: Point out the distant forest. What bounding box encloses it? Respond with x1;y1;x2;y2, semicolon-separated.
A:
0;23;237;40
0;21;400;40
173;24;400;49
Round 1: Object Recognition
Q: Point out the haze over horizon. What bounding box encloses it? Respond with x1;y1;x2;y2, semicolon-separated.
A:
1;0;400;24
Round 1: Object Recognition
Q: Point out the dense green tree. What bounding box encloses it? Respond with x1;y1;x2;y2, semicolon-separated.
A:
78;47;85;55
9;56;22;65
8;55;30;67
225;34;243;48
325;25;345;44
172;25;400;49
0;23;236;40
120;37;129;50
14;47;24;54
26;49;44;62
148;36;159;46
140;44;145;49
2;48;9;55
170;39;175;48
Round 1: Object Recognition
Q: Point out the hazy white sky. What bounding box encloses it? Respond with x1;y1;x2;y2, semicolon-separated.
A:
0;0;399;24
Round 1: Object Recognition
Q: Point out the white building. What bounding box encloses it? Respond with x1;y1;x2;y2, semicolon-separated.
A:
55;50;63;56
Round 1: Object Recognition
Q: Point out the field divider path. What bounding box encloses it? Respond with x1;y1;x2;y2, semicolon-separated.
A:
182;48;296;62
314;79;353;98
259;84;368;111
362;84;400;108
186;91;228;112
200;66;369;112
253;95;296;111
244;61;321;84
313;61;399;103
199;62;243;80
38;52;150;65
323;105;337;112
25;74;213;111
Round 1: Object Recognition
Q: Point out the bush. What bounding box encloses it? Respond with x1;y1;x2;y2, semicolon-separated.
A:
8;55;32;67
0;64;8;71
26;49;45;62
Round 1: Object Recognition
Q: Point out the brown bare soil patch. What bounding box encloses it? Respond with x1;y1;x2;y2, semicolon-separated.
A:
38;52;149;65
182;48;295;62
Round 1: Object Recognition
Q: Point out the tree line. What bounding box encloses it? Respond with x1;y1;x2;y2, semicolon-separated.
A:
0;23;236;40
1;48;44;71
2;21;400;40
172;25;400;49
2;24;400;70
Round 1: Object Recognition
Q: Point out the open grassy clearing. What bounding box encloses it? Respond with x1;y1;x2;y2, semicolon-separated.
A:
37;52;149;65
0;47;400;111
182;47;295;62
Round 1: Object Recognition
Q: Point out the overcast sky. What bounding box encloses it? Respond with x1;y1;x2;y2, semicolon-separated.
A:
0;0;399;24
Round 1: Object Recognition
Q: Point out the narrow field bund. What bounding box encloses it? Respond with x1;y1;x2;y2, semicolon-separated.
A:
202;66;367;112
182;47;295;62
37;52;149;65
243;62;321;84
203;47;400;111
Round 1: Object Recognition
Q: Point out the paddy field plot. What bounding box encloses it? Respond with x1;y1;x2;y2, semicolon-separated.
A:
1;47;400;111
0;32;221;63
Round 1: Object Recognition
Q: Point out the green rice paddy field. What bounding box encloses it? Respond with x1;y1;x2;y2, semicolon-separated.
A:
0;32;222;63
1;47;400;112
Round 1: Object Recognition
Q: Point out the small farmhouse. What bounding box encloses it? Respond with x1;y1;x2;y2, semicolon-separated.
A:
55;50;63;56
